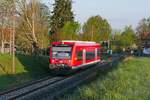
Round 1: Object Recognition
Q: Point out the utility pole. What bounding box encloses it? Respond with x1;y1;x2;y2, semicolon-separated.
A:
12;0;16;74
9;27;12;55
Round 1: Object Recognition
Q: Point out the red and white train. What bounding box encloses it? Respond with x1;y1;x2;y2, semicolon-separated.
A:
49;40;101;73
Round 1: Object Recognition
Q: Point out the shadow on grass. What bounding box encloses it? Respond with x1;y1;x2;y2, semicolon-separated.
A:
16;54;51;78
0;54;51;91
0;72;29;91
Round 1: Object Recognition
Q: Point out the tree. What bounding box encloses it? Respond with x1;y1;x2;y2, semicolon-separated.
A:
50;0;74;40
137;17;150;34
111;30;124;53
59;21;80;40
0;0;14;54
16;0;50;54
136;17;150;51
82;15;111;42
136;17;150;43
121;26;136;48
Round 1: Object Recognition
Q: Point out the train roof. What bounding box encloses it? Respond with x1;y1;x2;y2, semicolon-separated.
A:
62;40;96;44
52;40;100;46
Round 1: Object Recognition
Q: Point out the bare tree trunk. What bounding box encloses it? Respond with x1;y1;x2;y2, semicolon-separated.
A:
1;41;4;53
32;11;37;43
32;0;37;43
32;0;38;55
1;19;4;54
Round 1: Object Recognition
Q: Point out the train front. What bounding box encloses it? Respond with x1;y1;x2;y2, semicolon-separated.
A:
49;42;73;72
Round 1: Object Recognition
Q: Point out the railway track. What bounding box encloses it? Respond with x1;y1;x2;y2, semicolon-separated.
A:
0;56;123;100
0;63;109;100
0;76;65;100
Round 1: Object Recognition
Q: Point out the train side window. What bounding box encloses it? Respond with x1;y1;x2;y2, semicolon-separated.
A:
86;51;95;60
77;51;83;60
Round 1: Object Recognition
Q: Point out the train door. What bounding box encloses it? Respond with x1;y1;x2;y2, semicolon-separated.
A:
74;49;83;67
83;49;86;64
95;48;97;60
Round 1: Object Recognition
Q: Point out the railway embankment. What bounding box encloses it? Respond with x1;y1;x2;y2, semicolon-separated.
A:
0;54;50;91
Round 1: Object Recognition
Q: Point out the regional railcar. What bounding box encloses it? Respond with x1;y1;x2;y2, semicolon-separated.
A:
49;40;101;73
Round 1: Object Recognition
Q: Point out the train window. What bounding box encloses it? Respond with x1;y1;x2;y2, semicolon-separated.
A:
86;51;95;60
52;46;72;59
77;51;83;60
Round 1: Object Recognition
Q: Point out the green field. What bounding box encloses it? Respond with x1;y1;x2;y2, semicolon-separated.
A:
0;54;50;91
60;57;150;100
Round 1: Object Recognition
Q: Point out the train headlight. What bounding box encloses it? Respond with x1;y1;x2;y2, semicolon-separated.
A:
52;60;54;63
60;61;63;63
75;58;77;61
68;60;71;64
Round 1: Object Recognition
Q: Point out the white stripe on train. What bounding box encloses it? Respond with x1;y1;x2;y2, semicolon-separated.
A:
72;60;101;69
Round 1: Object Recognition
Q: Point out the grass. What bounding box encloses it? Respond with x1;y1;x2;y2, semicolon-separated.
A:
60;57;150;100
0;54;50;91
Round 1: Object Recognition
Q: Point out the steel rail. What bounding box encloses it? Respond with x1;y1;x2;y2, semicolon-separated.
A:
0;76;64;100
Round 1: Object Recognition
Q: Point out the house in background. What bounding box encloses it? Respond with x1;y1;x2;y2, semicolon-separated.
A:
140;33;150;55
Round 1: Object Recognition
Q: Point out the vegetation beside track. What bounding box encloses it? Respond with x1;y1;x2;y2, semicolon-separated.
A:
60;57;150;100
0;54;50;91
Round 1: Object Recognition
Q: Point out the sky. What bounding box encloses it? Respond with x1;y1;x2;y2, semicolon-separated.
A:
43;0;150;30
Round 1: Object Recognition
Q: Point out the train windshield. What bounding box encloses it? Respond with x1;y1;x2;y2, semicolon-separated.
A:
52;46;72;59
